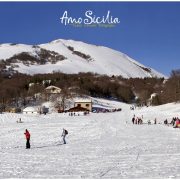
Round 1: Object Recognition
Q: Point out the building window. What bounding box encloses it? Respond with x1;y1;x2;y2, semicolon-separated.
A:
77;104;81;107
86;104;89;107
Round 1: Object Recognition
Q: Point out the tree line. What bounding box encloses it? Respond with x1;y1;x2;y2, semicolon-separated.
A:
0;69;179;111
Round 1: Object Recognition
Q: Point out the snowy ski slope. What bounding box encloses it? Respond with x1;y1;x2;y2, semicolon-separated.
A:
0;99;180;178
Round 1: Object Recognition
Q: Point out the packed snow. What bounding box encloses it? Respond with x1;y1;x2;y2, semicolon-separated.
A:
0;99;180;178
0;39;165;78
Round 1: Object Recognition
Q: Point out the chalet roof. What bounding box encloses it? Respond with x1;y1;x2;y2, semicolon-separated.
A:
74;98;92;103
45;85;61;90
67;106;89;112
23;106;39;112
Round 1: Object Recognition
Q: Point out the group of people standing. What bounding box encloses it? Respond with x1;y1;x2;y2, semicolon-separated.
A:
165;117;180;128
131;115;180;128
132;115;143;125
131;115;157;125
24;128;68;149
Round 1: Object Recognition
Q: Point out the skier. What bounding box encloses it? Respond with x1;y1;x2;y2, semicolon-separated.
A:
164;119;168;125
172;118;176;126
61;128;68;144
24;129;31;149
135;118;138;124
174;118;180;128
132;116;135;124
16;118;22;123
138;118;142;125
139;118;143;124
154;118;157;124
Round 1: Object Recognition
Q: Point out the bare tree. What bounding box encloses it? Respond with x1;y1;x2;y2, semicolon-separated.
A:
55;88;73;111
171;69;180;78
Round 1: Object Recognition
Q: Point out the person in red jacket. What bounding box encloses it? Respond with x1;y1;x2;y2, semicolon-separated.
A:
24;129;31;149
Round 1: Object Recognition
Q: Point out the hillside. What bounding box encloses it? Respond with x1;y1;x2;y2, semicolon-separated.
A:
0;39;165;78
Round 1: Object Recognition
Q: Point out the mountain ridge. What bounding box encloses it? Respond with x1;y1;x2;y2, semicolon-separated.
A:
0;39;166;78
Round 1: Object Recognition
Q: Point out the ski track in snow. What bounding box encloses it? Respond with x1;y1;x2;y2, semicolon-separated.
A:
0;102;180;178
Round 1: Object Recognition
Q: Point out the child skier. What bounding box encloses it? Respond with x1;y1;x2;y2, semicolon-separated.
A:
24;129;31;149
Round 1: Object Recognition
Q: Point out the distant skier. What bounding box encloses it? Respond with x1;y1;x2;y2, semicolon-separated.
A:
61;128;68;144
164;119;168;125
174;119;180;128
154;118;157;124
135;118;138;124
17;118;22;123
24;129;31;149
132;116;135;124
138;118;143;125
138;118;141;124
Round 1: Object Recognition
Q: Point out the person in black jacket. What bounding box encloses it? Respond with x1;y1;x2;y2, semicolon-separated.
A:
61;128;68;144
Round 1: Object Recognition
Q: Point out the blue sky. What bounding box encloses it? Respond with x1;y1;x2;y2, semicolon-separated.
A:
0;2;180;76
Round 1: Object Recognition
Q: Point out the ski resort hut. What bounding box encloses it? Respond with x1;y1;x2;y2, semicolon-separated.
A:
23;106;40;114
74;99;92;112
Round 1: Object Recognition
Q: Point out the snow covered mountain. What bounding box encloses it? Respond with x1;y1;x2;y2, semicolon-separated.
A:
0;39;165;78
